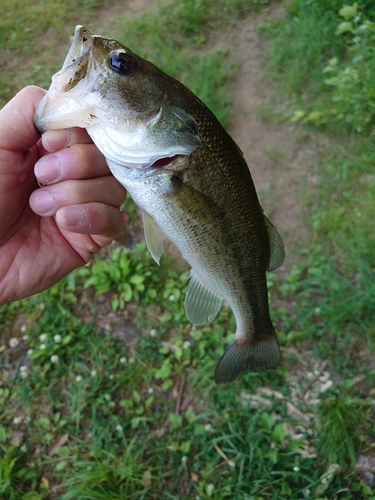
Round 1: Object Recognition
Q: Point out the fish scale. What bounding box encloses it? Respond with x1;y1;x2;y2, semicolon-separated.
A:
34;25;285;383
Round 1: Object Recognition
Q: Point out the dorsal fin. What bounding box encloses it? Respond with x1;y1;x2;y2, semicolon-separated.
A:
263;214;285;271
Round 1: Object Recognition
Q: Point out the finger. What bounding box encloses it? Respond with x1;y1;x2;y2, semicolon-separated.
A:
30;176;126;216
0;86;45;152
56;202;126;239
41;127;93;152
35;143;109;185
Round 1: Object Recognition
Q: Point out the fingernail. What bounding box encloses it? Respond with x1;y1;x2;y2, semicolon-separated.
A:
63;207;84;227
42;130;70;151
35;155;60;184
33;190;54;213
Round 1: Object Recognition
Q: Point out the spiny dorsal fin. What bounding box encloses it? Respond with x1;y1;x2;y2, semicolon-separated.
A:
141;210;164;265
264;214;285;271
184;270;222;325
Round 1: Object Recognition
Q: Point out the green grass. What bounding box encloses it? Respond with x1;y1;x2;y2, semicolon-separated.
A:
0;0;109;107
261;0;375;367
261;0;375;490
263;0;375;134
1;0;375;498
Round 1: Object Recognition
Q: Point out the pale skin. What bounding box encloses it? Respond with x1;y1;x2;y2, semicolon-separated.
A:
0;86;127;305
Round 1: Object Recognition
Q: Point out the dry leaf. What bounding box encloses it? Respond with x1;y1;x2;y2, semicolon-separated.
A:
41;476;49;489
10;431;24;446
48;434;69;456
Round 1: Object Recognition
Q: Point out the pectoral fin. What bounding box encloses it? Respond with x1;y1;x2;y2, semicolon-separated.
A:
184;271;222;325
264;215;285;271
169;178;222;224
141;211;164;264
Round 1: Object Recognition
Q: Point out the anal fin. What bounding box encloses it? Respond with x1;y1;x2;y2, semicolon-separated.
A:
184;271;222;325
141;211;164;265
214;328;281;384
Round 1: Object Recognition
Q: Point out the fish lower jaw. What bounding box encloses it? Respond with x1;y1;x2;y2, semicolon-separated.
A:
86;119;190;172
34;89;98;133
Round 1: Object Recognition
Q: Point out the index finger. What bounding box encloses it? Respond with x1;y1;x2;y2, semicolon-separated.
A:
41;127;93;153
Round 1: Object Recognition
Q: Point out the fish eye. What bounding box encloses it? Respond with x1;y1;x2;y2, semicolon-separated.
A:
108;50;136;75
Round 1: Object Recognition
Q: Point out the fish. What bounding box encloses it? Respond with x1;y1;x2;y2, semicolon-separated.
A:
34;26;285;384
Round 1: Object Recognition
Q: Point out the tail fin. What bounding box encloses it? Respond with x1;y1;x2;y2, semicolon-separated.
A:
214;330;281;384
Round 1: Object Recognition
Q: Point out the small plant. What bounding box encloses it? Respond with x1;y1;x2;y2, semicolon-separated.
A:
0;446;17;497
78;242;161;310
320;3;375;133
0;444;44;500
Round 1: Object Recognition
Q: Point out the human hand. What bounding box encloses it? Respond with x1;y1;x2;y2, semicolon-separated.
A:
0;86;127;305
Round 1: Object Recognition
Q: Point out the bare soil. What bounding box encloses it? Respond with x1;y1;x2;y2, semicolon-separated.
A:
224;9;314;271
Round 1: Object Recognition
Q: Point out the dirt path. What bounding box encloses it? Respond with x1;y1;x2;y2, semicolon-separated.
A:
224;10;313;272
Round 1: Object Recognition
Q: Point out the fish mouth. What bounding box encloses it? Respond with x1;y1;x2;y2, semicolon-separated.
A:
150;155;180;168
34;25;158;134
34;26;101;133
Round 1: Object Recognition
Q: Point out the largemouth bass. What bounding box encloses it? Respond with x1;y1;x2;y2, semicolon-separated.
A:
34;26;285;384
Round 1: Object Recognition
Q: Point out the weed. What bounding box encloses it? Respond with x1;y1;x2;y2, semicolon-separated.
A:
78;242;162;310
61;442;149;500
265;148;285;161
317;394;360;468
265;0;375;135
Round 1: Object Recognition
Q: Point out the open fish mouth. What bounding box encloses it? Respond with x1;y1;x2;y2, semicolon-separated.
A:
34;26;103;133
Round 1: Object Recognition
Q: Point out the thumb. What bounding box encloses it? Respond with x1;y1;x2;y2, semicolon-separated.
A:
0;86;46;152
